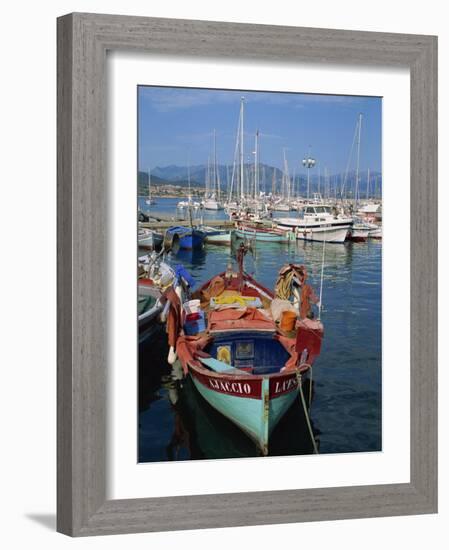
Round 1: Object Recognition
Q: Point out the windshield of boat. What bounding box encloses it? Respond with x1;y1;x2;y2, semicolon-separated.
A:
304;206;332;215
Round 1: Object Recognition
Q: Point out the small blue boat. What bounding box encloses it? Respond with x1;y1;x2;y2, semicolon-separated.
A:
164;226;206;250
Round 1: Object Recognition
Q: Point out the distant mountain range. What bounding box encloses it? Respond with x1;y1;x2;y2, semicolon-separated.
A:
139;164;382;197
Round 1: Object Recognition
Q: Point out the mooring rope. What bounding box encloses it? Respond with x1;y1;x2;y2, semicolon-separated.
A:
308;365;313;412
297;371;319;454
318;236;326;320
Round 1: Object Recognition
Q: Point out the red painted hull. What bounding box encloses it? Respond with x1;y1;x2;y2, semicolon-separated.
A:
188;357;308;400
349;236;368;243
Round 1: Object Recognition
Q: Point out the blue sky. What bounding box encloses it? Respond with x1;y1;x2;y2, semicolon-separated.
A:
138;86;382;175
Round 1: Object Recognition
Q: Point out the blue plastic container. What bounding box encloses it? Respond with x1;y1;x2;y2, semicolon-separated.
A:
183;310;206;335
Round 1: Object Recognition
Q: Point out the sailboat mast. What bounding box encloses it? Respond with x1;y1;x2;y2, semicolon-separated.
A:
366;167;370;200
213;128;217;199
324;167;328;200
282;149;287;203
254;130;259;201
206;156;210;198
240;97;245;204
355;113;362;209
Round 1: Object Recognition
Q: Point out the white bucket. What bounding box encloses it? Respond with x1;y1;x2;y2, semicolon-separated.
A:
183;299;201;315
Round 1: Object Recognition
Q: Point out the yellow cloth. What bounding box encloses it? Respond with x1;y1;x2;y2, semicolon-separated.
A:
214;295;255;306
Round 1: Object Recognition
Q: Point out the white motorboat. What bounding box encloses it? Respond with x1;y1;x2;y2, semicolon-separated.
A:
364;221;382;239
274;202;291;212
203;196;224;210
177;199;200;210
349;222;370;242
358;201;381;215
275;201;352;243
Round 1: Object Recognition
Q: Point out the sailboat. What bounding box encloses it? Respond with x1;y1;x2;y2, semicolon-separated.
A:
169;162;206;249
234;132;294;242
226;97;249;219
176;161;200;212
347;114;372;243
356;169;382;238
145;168;156;205
203;130;224;210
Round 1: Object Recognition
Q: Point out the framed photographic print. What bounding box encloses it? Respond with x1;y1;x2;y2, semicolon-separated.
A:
57;13;437;536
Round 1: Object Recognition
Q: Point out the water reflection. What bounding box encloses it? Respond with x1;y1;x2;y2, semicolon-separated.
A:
139;213;382;461
139;335;318;461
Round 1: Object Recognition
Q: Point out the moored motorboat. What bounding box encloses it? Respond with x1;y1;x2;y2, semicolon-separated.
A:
164;245;323;455
368;226;382;239
273;202;291;212
203;197;224;210
364;221;382;239
275;199;353;244
348;222;370;242
357;201;382;222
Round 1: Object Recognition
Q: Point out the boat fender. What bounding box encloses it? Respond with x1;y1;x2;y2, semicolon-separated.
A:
168;345;177;365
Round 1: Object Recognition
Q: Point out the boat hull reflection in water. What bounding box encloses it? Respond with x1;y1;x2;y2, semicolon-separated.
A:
139;238;381;462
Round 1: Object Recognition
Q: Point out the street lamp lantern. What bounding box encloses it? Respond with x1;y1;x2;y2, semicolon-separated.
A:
302;155;316;200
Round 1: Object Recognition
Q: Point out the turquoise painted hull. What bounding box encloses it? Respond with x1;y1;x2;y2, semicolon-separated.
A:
233;227;291;243
204;231;232;244
190;371;301;454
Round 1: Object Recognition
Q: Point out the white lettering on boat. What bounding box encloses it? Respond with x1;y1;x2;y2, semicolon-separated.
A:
274;378;298;394
209;378;251;395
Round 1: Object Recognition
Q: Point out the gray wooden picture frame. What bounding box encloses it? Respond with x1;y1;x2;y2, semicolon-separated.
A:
57;12;438;537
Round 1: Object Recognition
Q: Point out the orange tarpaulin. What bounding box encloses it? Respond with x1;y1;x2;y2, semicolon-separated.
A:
176;334;212;374
208;307;274;332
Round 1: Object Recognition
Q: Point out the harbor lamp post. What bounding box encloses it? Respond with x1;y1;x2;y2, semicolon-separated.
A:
302;155;316;201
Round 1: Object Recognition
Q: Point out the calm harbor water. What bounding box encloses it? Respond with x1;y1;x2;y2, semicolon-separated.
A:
138;198;382;462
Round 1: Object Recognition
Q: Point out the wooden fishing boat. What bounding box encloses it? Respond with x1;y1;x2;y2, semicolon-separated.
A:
233;222;294;243
165;245;323;455
164;226;206;250
138;254;174;343
198;225;232;245
138;292;164;343
138;227;164;249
